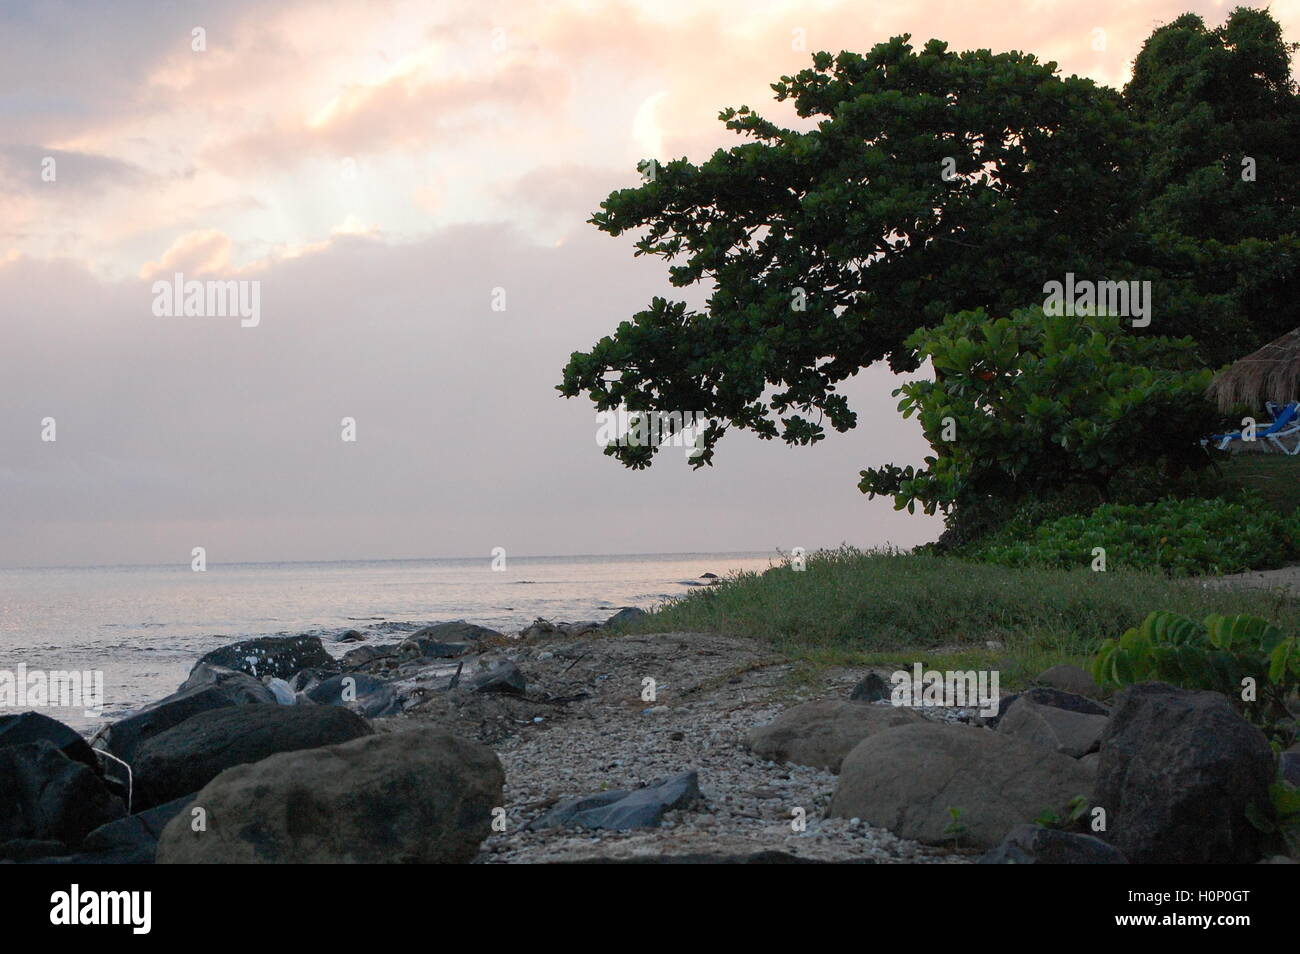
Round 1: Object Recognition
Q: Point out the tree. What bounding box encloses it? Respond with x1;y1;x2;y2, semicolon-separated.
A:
857;308;1217;517
558;10;1298;483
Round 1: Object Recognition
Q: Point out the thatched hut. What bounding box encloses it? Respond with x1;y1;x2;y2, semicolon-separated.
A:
1206;327;1300;413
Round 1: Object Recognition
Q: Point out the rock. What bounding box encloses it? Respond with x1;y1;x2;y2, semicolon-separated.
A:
305;673;401;718
997;697;1108;758
699;572;719;580
0;741;125;847
519;618;558;639
564;851;836;864
77;795;196;864
605;607;647;628
1;839;68;862
828;722;1094;849
1079;752;1100;775
984;687;1108;728
1092;682;1275;864
464;660;526;696
179;662;282;701
330;629;365;642
156;728;503;863
849;673;889;703
1280;746;1300;788
1035;663;1102;699
978;824;1128;864
190;635;334;681
134;704;372;809
264;678;296;705
529;771;700;830
398;638;472;660
0;712;99;772
409;621;503;643
339;644;400;669
745;700;925;773
91;673;273;766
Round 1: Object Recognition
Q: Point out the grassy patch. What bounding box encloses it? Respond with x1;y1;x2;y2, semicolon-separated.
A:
618;547;1300;685
1210;454;1300;517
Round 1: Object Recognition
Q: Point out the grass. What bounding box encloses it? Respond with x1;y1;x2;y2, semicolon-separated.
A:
1210;453;1300;517
614;546;1300;689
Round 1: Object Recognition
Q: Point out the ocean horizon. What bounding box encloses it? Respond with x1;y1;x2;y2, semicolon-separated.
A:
0;550;777;728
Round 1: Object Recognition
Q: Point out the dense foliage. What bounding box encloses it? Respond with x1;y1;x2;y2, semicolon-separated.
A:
970;495;1300;576
858;308;1217;515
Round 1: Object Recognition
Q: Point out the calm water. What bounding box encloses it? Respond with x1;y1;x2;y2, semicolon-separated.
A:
0;552;774;729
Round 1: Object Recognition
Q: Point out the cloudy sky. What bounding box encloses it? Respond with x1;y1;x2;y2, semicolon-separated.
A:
1;0;1293;567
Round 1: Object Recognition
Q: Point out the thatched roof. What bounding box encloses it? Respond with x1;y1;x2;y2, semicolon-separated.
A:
1206;327;1300;412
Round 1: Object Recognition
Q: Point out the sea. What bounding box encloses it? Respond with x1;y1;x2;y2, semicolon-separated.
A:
0;551;775;729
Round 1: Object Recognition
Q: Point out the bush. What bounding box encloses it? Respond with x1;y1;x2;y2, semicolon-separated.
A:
1092;610;1299;731
971;494;1300;576
860;308;1218;516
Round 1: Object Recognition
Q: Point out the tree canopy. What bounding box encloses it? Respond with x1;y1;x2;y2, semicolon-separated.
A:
559;7;1299;496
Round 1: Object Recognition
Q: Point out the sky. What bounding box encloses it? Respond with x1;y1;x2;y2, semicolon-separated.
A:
1;0;1295;567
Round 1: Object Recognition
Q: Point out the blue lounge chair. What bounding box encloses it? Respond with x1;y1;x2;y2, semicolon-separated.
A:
1206;401;1300;455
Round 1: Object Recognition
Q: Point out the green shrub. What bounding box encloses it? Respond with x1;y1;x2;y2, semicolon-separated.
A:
972;494;1300;576
1092;610;1300;731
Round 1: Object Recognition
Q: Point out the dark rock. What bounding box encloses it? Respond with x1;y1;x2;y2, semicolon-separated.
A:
464;660;526;695
178;662;280;701
605;607;647;628
331;630;365;642
529;771;700;830
985;687;1108;728
305;673;401;717
1092;682;1274;864
287;667;339;693
92;676;272;767
0;711;99;772
0;741;125;846
133;704;372;809
849;673;889;703
157;728;504;863
408;621;503;643
1281;747;1300;788
190;635;334;681
1;839;68;862
399;638;472;660
978;824;1128;864
78;795;197;864
340;644;401;668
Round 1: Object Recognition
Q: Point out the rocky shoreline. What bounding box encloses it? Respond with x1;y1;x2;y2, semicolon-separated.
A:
2;610;1298;864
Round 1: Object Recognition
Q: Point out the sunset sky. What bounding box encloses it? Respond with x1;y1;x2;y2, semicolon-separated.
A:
2;0;1295;566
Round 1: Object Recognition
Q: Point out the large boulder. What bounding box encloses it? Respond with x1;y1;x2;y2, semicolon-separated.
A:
605;607;647;628
133;705;372;809
71;795;196;865
997;697;1108;758
464;660;526;695
91;670;273;767
984;686;1108;728
1034;664;1103;699
746;700;925;773
0;741;124;848
1091;682;1275;864
190;635;334;681
828;722;1094;849
156;728;503;863
0;712;98;772
528;772;700;830
979;824;1128;864
407;621;503;645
